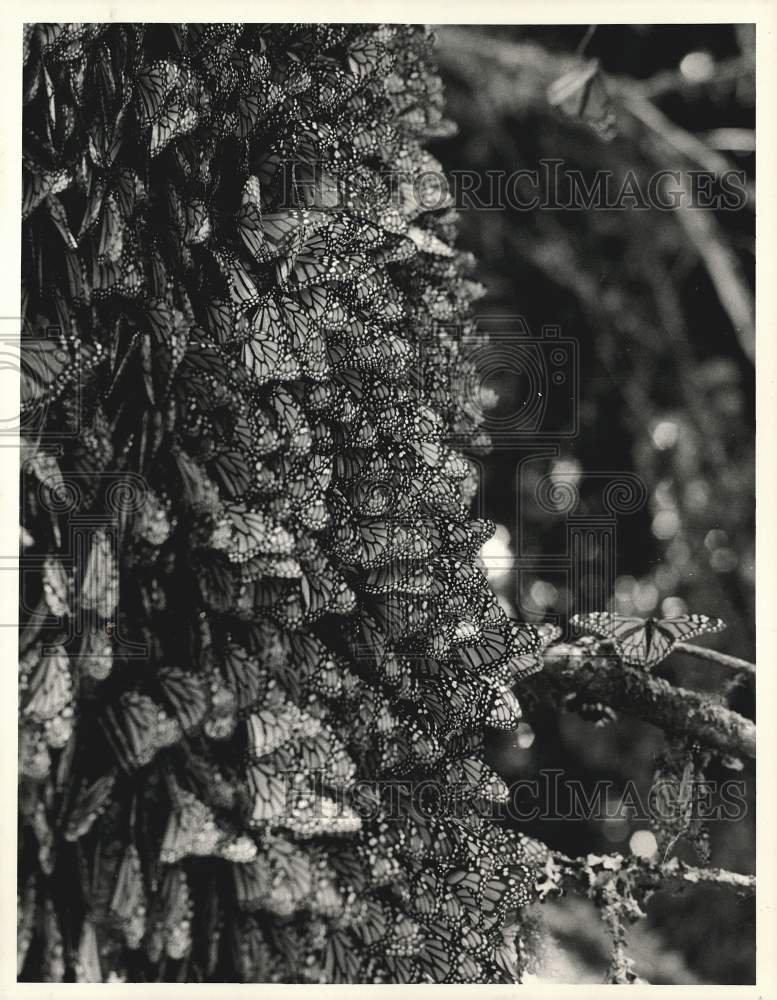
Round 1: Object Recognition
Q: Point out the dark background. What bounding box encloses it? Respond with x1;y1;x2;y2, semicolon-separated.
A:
432;24;755;983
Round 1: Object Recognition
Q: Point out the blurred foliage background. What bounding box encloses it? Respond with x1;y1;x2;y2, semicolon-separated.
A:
431;24;755;984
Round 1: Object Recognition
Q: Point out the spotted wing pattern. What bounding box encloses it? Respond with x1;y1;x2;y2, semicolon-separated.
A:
571;612;726;668
19;22;543;985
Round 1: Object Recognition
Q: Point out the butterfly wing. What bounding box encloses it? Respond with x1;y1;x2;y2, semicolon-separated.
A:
656;616;727;651
571;612;648;665
620;620;665;667
547;58;616;140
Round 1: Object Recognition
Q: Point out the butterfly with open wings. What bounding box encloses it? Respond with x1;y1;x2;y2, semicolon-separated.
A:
570;612;726;669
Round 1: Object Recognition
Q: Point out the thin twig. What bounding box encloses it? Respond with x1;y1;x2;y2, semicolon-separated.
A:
637;55;754;101
554;849;755;898
673;642;755;675
659;857;755;896
575;25;597;57
702;128;755;153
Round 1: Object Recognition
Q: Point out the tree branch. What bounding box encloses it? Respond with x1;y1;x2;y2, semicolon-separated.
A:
551;850;755;899
540;648;755;758
658;856;755;896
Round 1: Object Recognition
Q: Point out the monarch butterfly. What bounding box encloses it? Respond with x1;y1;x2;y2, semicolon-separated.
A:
160;787;226;864
299;560;357;620
324;929;364;982
100;692;182;772
264;210;332;263
281;295;330;379
246;761;288;824
442;756;509;804
497;621;561;683
109;844;146;950
547;58;617;141
22;162;71;219
570;612;727;669
113;166;146;220
478;687;522;732
134;60;181;126
64;771;117;841
92;251;143;299
218;644;267;714
260;833;315;911
157;667;209;733
208;448;254;500
415;926;456;982
417;672;522;735
452;621;540;675
351;897;389;948
196;553;237;614
410;870;441;919
236;86;282;137
282;250;376;291
209;249;261;314
283;793;362;838
245;704;304;759
22;645;72;725
20;335;76;416
298;728;355;787
215;504;295;564
45;195;77;250
347;37;388;80
418;517;495;560
241;304;300;384
235;175;266;259
149;98;198;157
362;559;433;596
232;856;273;911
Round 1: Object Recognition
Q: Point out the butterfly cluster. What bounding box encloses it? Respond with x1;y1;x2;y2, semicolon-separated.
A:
20;23;546;983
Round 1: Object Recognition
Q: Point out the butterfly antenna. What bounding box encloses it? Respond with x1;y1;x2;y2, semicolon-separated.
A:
661;834;680;866
575;25;598;57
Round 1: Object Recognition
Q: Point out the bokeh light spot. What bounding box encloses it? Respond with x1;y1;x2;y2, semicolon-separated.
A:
651;419;679;450
680;51;715;82
661;596;688;617
630;829;658;858
652;510;680;540
634;581;659;614
480;524;514;585
514;722;536;750
530;579;558;610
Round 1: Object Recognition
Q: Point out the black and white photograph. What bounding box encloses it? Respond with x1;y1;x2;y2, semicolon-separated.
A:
6;8;773;990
